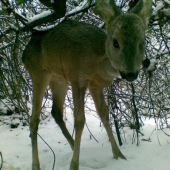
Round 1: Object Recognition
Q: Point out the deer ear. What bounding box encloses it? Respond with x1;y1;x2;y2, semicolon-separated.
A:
131;0;152;28
95;0;121;23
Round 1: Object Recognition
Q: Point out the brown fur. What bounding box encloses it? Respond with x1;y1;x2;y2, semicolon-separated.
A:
22;0;152;170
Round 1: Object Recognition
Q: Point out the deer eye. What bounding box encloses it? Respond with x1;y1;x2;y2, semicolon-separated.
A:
113;39;119;48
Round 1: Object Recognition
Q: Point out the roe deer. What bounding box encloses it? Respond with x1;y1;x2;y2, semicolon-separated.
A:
22;0;152;169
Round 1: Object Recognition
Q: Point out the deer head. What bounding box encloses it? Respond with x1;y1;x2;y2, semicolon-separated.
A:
95;0;152;81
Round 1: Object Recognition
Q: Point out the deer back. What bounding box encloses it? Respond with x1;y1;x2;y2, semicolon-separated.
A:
23;0;152;84
22;20;119;87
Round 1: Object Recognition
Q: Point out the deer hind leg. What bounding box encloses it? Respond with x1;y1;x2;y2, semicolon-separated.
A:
30;71;51;170
89;83;126;160
70;81;87;170
49;76;74;150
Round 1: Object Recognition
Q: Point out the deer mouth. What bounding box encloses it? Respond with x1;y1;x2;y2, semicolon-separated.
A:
119;71;138;82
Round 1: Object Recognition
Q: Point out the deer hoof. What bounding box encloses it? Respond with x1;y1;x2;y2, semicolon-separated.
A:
113;150;126;160
70;161;79;170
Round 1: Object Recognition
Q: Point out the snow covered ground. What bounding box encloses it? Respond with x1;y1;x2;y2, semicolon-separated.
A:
1;108;170;170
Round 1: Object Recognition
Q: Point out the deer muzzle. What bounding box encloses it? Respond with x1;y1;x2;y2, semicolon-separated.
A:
119;71;138;82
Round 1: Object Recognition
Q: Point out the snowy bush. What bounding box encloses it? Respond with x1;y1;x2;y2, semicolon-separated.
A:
0;0;170;142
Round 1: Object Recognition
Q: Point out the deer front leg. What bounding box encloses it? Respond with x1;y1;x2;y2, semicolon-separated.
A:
30;116;41;170
89;84;126;159
70;115;85;170
70;81;87;170
30;72;51;170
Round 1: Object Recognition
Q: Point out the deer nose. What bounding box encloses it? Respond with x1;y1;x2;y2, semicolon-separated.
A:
119;71;138;82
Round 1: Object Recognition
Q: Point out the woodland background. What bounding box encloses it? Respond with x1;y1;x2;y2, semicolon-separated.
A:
0;0;170;149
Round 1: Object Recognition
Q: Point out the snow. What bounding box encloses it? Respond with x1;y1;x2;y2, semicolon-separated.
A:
33;0;95;31
1;109;170;170
152;1;164;16
164;0;170;6
162;8;170;17
9;24;18;32
67;0;94;16
27;10;54;25
147;59;157;72
152;1;170;19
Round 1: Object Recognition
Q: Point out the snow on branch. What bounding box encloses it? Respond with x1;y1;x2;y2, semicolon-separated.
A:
33;0;95;31
151;1;170;26
25;0;94;30
147;59;157;72
0;25;18;39
1;0;95;32
152;1;170;18
67;0;94;16
162;8;170;18
27;10;54;25
164;0;170;6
